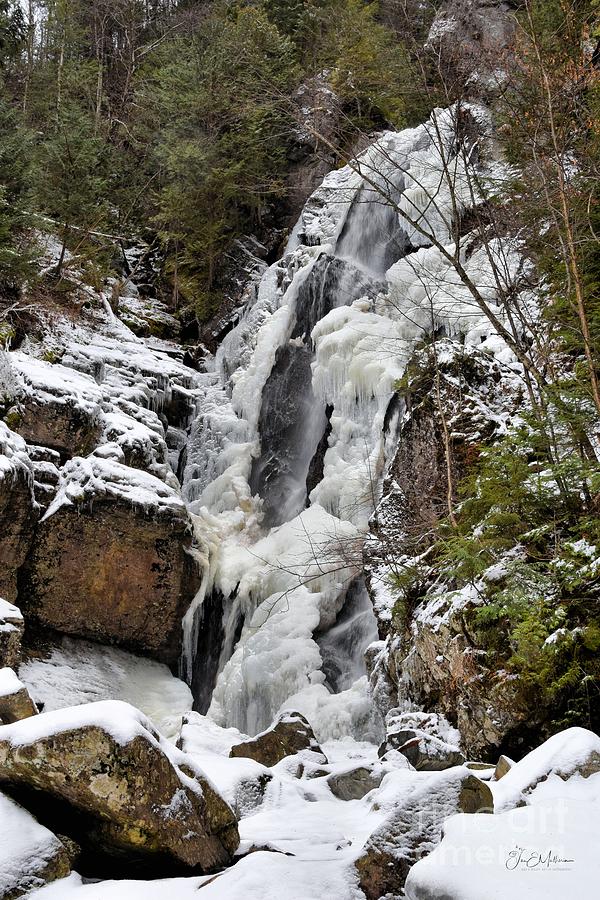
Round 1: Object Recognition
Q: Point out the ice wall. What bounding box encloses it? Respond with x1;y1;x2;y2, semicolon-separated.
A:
181;104;523;740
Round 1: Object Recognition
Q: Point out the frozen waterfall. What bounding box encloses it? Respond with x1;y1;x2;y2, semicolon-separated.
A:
179;104;517;741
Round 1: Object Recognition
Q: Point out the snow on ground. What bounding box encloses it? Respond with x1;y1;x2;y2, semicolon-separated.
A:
31;853;365;900
404;729;600;899
0;792;68;898
19;638;193;740
405;791;600;899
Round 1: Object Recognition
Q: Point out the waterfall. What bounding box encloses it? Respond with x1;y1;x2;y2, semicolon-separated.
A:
249;255;387;528
179;107;487;739
317;579;379;692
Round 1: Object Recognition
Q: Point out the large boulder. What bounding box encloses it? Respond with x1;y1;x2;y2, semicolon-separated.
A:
18;456;201;664
379;710;465;771
0;669;37;724
0;791;70;899
492;727;600;812
327;765;384;801
355;768;493;900
229;711;327;768
7;354;103;462
0;424;37;604
0;700;239;875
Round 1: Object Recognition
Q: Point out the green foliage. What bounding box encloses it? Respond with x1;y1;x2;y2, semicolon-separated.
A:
329;0;408;128
0;92;35;291
137;3;298;316
32;101;111;275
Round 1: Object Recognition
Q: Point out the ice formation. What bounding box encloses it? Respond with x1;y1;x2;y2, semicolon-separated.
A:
178;104;525;739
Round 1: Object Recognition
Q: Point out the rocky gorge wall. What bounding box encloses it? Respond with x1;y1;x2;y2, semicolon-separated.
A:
1;94;537;760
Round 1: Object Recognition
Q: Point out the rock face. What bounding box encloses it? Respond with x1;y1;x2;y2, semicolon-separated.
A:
426;0;518;89
0;669;38;724
364;343;532;758
19;457;201;664
0;600;24;670
355;768;493;900
11;396;102;462
229;711;326;768
0;424;37;604
0;701;239;875
0;791;70;900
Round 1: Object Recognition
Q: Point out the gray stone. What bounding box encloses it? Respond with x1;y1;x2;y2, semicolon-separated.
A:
327;766;384;801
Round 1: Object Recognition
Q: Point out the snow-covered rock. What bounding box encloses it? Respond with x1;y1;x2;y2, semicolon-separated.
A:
405;790;600;899
355;767;493;899
230;710;327;768
0;700;239;874
19;457;201;664
0;667;37;724
0;597;24;670
491;727;600;813
0;791;70;899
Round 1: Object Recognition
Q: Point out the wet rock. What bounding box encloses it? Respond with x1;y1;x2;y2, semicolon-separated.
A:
18;457;201;665
0;669;38;724
230;711;327;768
0;424;37;604
327;765;384;801
0;600;24;670
0;700;239;875
355;768;493;899
0;791;70;899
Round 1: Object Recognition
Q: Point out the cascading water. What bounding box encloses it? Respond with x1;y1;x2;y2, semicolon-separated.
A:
249;255;388;528
317;579;379;692
178;107;503;739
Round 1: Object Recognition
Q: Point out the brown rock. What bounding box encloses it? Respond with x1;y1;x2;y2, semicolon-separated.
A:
355;769;492;900
230;711;327;768
0;600;24;670
0;669;38;724
0;700;239;874
0;426;37;605
10;397;101;463
493;754;514;781
18;458;201;664
327;766;384;801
